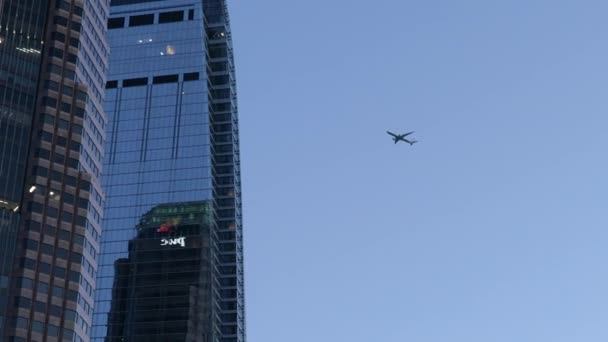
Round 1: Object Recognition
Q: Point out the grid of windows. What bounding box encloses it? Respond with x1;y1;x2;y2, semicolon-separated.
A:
204;0;247;340
0;0;110;341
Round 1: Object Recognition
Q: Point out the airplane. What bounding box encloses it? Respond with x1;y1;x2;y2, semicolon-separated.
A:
387;131;417;145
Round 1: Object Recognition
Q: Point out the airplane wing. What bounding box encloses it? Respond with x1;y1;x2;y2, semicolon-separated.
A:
402;131;415;137
386;131;398;138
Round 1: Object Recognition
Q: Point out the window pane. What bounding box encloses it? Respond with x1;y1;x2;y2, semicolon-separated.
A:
129;14;154;27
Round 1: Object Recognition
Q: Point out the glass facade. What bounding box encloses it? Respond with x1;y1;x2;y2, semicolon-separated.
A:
0;1;50;332
93;0;245;341
0;0;110;341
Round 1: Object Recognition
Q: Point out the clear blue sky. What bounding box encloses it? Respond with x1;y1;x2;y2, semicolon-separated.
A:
231;1;608;341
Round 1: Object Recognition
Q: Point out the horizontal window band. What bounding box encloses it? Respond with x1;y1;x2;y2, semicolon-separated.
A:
106;72;202;88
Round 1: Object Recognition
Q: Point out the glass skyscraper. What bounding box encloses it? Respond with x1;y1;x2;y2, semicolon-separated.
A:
92;0;245;341
0;0;109;341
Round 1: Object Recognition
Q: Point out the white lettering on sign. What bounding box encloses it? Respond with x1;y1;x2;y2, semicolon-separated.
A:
160;237;186;247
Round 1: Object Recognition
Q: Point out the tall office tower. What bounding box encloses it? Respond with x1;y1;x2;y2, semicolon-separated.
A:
0;0;109;341
92;0;244;341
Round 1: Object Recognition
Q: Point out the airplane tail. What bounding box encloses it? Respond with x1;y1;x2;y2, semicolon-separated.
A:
409;140;418;145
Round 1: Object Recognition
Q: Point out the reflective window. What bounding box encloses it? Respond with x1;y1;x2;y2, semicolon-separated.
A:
108;17;125;29
158;11;183;23
128;14;154;27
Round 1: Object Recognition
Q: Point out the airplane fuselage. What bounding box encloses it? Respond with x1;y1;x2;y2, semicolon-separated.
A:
387;131;417;145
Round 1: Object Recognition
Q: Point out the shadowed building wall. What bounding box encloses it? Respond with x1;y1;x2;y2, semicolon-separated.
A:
0;0;109;341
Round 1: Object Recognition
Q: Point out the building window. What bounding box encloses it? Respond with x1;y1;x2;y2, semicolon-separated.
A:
184;72;199;81
60;101;71;113
41;243;53;255
67;158;79;169
63;329;74;340
57;118;69;130
47;324;59;337
15;297;31;309
159;11;184;23
54;266;66;279
74;234;85;245
37;281;49;294
16;277;34;289
153;74;179;84
71;22;81;32
56;0;70;11
54;16;68;27
48;48;63;59
129;14;154;27
52;286;63;298
72;123;82;134
62;85;73;96
40;131;53;142
108;17;125;29
64;309;77;321
123;77;148;87
74;107;84;118
24;239;38;251
66;52;77;64
15;317;28;330
51;31;66;43
69;37;79;48
42;96;57;108
49;305;62;317
39;262;51;274
58;230;70;241
79;180;91;191
61;211;73;223
33;301;46;313
56;248;68;259
211;62;227;72
32;320;44;333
